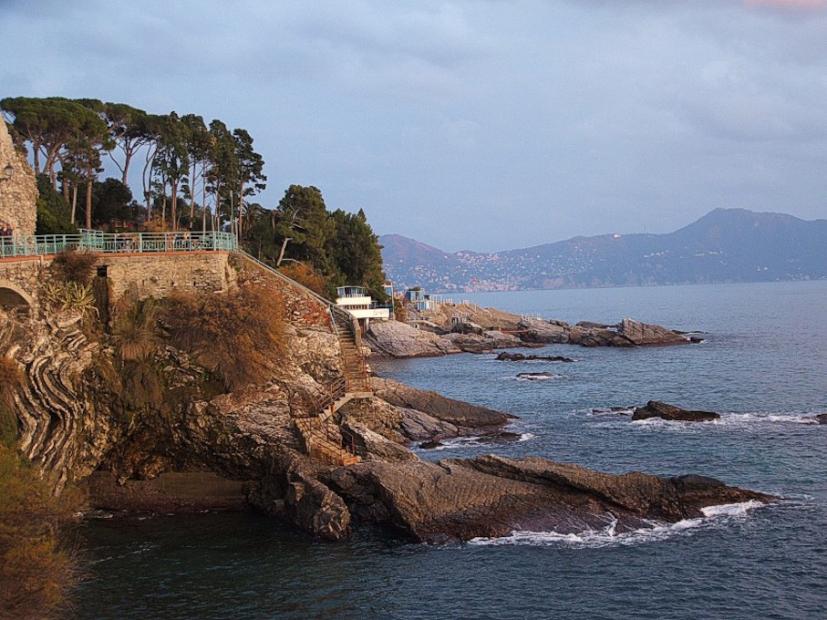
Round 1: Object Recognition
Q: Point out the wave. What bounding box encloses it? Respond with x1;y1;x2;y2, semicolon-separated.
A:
425;432;536;451
629;412;817;428
467;500;765;549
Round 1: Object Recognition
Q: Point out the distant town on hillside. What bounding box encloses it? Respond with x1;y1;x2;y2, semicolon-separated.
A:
381;208;827;292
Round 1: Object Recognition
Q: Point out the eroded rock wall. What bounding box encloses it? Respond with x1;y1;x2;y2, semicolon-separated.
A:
0;119;37;240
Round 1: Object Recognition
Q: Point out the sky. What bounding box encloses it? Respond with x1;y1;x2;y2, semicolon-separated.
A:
2;0;827;252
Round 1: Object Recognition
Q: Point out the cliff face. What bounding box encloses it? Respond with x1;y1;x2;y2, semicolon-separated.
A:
0;119;37;239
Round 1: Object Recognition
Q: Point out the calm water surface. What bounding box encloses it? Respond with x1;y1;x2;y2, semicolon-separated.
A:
75;281;827;619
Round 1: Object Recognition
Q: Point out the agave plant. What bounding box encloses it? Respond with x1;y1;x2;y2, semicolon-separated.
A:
41;281;98;318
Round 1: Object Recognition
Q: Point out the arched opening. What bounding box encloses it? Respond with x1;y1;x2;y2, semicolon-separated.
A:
0;282;32;316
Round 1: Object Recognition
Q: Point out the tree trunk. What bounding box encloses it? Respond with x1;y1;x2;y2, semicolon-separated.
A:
71;185;78;225
171;178;178;232
189;160;197;228
201;168;207;234
85;178;93;229
276;238;292;267
122;142;132;185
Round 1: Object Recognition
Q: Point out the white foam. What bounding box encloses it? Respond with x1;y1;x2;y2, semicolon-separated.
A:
515;373;559;382
468;501;764;549
426;432;535;451
700;500;765;518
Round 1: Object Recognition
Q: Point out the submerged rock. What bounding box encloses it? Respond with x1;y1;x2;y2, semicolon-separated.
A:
496;352;575;363
815;414;827;425
632;401;720;423
516;372;558;381
591;407;634;416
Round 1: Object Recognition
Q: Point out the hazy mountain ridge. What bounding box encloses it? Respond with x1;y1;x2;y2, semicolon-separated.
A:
381;208;827;292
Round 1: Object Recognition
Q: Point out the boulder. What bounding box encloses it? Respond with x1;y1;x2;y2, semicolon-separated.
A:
516;318;570;344
366;320;460;357
341;422;418;463
617;318;691;346
815;414;827;425
632;400;720;423
397;407;460;442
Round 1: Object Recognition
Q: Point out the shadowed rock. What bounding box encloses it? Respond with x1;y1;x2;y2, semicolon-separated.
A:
632;401;720;423
325;455;773;542
496;352;575;362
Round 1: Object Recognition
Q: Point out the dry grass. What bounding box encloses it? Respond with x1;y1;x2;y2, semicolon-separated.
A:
51;250;97;286
0;446;83;620
112;292;159;362
160;284;287;391
279;262;328;297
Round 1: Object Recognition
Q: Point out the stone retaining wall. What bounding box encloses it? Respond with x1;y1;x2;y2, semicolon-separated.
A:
0;251;236;307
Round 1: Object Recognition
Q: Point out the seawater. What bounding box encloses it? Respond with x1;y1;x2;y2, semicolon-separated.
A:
75;281;827;619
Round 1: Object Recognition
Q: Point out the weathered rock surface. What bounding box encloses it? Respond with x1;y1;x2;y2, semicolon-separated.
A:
370;377;513;430
366;320;460;357
326;455;772;542
632;401;721;423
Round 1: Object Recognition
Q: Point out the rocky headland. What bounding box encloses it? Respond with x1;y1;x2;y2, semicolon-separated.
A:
0;258;769;545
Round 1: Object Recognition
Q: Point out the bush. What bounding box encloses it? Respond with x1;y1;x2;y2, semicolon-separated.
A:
160;284;287;391
0;446;82;619
51;250;97;286
0;357;23;447
279;262;328;297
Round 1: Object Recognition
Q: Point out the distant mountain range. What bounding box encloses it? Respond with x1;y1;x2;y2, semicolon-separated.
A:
380;208;827;292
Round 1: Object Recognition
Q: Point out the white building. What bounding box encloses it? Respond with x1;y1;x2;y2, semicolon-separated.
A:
335;286;391;329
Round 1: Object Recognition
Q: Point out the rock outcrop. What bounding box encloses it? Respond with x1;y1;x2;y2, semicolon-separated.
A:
326;455;772;542
0;119;38;240
632;401;721;423
1;261;770;547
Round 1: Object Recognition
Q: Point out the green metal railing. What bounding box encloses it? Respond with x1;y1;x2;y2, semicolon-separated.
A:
0;230;238;258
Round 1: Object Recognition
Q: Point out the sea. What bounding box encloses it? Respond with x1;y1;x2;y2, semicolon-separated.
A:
74;280;827;619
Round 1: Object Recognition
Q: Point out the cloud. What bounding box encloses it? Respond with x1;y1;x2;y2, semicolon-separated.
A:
1;0;826;251
745;0;827;9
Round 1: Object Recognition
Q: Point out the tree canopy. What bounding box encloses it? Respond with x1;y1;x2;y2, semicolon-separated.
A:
2;96;387;297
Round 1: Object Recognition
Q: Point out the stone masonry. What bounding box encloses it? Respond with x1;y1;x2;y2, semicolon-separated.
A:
0;119;38;240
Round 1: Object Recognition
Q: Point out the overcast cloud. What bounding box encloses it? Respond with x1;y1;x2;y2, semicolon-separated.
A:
2;0;826;250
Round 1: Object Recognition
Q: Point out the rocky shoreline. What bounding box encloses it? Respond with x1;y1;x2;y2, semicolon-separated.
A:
366;305;703;358
1;263;771;545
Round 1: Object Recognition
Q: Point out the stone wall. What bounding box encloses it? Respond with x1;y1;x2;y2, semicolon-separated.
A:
98;252;237;302
0;251;236;308
0;119;38;240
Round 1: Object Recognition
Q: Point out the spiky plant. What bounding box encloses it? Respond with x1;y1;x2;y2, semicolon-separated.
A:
112;296;159;362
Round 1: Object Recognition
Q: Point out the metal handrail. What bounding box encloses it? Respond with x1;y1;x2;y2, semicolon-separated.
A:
0;231;238;258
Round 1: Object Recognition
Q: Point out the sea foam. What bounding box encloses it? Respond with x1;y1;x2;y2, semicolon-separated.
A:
468;500;765;549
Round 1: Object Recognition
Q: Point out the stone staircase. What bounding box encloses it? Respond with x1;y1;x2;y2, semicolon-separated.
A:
238;251;372;466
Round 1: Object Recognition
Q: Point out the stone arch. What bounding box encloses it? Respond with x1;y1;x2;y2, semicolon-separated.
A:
0;280;33;311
